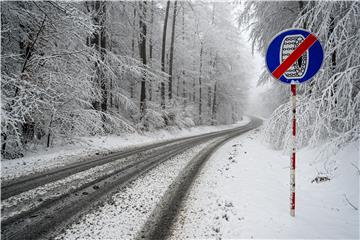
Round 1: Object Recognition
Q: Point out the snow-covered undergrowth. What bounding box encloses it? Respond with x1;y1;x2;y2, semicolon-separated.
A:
1;117;250;181
169;129;359;239
54;139;219;240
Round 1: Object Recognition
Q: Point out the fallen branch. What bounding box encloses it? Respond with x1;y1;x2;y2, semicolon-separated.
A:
344;194;358;211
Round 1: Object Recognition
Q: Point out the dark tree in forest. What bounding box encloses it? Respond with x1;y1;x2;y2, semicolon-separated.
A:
168;1;177;101
198;41;203;124
139;1;147;118
160;0;170;109
87;1;107;114
130;5;137;99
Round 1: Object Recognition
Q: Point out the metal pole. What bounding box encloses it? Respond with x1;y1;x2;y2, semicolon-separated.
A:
290;84;296;217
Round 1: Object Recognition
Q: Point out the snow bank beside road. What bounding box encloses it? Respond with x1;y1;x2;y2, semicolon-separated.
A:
170;129;359;239
1;117;250;181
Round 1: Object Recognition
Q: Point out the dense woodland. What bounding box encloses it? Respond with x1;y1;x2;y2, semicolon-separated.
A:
239;1;360;152
1;1;250;158
2;1;359;160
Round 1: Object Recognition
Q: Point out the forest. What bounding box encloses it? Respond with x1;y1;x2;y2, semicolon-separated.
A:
1;1;250;159
1;1;359;159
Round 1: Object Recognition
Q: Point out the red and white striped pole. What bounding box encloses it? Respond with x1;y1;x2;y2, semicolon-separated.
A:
290;84;296;217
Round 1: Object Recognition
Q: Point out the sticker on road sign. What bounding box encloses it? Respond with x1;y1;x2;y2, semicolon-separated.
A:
266;29;324;84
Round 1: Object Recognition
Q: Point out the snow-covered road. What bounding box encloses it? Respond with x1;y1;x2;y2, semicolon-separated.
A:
1;118;251;181
55;140;218;239
1;118;260;240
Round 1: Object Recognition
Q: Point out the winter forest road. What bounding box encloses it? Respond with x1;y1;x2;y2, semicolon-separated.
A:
1;117;262;240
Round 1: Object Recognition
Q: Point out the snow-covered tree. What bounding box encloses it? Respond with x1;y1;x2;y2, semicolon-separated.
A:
239;1;360;151
1;1;251;159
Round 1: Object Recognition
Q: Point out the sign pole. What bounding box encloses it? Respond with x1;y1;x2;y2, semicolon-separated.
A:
290;84;296;217
265;28;324;218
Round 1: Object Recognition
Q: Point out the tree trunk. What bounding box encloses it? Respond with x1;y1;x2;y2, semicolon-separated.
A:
148;0;154;102
181;5;186;104
168;1;177;101
88;1;107;129
89;1;107;115
139;1;147;117
46;115;54;148
182;78;186;104
329;14;338;106
208;86;212;109
176;76;180;97
329;15;336;71
192;74;196;102
198;42;203;124
1;132;7;156
100;2;107;116
90;2;100;110
130;6;137;99
108;5;113;108
160;0;170;109
212;81;217;125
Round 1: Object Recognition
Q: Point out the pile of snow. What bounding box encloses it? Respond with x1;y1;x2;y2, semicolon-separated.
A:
170;129;359;239
1;117;250;181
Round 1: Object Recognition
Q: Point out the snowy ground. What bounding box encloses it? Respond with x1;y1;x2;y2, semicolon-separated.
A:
169;128;359;239
1;117;250;181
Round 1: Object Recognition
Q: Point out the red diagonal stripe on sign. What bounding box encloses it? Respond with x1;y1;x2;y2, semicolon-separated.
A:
272;34;318;79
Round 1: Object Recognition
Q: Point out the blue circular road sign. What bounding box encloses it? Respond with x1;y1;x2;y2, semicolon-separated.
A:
266;29;324;84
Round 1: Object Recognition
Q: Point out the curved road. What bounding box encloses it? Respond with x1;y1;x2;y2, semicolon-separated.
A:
1;117;262;240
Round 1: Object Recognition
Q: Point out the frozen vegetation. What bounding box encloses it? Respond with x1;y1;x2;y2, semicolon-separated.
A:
2;1;358;159
239;1;359;152
1;1;251;159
